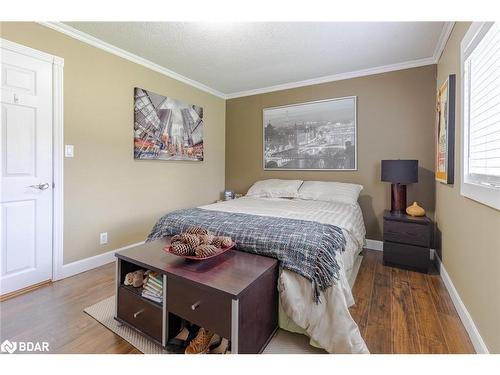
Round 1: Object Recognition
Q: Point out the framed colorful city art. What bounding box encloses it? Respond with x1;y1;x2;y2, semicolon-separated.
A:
134;88;204;161
436;74;456;184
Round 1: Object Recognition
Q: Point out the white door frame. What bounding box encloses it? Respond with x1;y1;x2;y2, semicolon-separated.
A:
1;38;65;282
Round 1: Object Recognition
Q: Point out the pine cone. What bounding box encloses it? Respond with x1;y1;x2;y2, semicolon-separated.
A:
220;236;233;248
171;234;183;243
199;233;215;245
211;236;223;248
195;244;218;257
180;233;200;250
171;242;193;256
186;226;210;235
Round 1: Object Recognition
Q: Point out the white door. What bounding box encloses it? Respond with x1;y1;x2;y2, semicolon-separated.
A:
0;44;53;295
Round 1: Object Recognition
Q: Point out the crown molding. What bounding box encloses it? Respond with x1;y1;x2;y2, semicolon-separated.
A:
38;22;454;101
227;22;454;99
225;56;436;99
37;22;227;99
433;22;455;62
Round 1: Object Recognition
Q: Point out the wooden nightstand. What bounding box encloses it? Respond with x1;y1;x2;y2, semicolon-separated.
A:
383;210;432;273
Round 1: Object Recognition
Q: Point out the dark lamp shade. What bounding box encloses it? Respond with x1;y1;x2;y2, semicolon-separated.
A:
381;160;418;184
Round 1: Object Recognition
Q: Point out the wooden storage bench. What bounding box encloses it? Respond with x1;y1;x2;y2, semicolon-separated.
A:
115;238;279;353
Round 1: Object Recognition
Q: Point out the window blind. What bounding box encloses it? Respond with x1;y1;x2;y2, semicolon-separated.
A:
464;22;500;182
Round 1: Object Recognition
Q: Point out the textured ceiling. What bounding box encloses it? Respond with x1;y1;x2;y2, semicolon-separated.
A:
64;22;446;96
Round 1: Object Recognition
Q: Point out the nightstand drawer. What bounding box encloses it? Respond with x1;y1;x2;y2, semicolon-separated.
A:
383;241;430;272
167;276;232;338
384;220;430;247
117;286;162;342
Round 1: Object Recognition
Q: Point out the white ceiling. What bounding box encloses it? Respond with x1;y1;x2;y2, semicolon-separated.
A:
61;22;451;98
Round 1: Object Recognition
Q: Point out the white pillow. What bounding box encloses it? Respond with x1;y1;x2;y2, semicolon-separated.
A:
246;179;303;198
298;181;363;205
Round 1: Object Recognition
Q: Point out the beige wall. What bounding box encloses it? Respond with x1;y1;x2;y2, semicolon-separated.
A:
435;22;500;353
0;22;226;264
226;66;437;239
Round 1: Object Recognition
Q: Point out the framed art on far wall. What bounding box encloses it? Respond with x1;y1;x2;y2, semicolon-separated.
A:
263;96;357;171
436;74;456;184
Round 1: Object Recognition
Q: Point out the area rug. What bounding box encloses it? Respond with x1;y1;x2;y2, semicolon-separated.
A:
84;255;362;354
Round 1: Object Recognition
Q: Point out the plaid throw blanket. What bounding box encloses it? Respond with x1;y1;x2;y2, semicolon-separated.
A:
147;208;346;302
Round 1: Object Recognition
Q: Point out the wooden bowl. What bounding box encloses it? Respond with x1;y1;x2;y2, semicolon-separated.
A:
163;242;236;260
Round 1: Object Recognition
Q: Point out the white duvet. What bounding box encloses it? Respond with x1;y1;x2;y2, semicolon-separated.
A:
200;197;369;354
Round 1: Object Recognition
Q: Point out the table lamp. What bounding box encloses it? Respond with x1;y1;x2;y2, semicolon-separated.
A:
381;160;418;214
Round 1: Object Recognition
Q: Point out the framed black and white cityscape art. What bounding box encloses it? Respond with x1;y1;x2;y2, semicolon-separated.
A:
263;96;357;170
134;87;204;161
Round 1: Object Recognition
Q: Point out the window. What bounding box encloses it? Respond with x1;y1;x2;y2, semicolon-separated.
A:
461;22;500;210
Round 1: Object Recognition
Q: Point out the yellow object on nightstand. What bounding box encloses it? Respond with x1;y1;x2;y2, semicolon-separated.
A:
406;202;426;217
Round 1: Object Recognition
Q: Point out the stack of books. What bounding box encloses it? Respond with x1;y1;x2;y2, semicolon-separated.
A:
141;271;163;304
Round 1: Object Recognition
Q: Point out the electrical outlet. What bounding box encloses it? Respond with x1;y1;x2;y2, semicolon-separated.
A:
100;232;108;245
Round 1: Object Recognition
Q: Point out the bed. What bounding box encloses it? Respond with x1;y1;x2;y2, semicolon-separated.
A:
197;196;369;354
148;190;369;354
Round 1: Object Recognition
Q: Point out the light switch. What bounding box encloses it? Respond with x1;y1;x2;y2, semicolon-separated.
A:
65;145;74;158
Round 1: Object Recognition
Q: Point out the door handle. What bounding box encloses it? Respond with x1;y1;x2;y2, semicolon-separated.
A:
27;183;50;190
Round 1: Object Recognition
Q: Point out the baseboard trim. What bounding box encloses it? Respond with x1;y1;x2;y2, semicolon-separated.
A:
364;239;383;251
365;238;489;354
434;254;489;354
56;241;145;280
0;280;52;302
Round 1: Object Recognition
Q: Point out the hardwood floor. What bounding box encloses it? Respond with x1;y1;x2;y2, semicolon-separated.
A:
0;262;140;354
0;249;474;354
349;250;475;353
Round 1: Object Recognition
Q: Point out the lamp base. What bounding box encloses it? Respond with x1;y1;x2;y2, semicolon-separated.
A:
391;183;407;214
